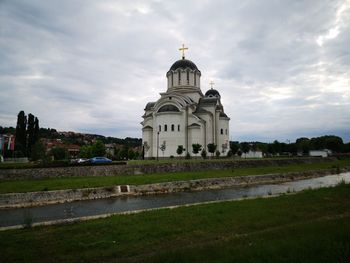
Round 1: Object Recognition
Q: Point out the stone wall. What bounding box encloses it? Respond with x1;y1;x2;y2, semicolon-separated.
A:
1;167;348;208
0;157;336;181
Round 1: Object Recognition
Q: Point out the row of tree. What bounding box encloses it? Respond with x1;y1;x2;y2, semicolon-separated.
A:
174;143;220;159
170;135;349;159
14;111;40;157
229;135;350;156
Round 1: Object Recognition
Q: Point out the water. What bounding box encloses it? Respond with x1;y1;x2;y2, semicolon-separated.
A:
0;172;349;228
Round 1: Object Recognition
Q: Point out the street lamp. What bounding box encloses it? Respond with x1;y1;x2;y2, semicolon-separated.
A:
157;131;160;161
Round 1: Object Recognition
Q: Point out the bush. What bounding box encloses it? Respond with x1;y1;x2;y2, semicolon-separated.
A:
185;152;191;159
215;150;221;158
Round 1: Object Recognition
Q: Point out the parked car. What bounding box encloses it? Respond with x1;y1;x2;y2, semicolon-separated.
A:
89;157;112;164
77;158;89;164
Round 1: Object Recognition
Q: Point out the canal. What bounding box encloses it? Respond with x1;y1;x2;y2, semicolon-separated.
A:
0;172;349;228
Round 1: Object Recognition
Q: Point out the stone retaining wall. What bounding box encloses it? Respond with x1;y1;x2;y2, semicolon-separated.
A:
1;167;348;209
0;157;336;180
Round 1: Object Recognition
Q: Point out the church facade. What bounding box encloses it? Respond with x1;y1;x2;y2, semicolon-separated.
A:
141;47;230;158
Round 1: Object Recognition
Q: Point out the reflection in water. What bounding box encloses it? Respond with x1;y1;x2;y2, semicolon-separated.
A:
0;172;349;228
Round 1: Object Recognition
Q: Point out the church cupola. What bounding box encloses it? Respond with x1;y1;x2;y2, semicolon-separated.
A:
166;44;201;91
205;89;221;98
205;81;221;98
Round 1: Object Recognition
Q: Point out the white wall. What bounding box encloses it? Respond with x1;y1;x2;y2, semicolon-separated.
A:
153;112;186;157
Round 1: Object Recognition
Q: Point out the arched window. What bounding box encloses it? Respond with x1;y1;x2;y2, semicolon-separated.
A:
186;70;189;85
159;125;161;132
164;125;168;132
158;105;180;113
194;72;196;86
178;70;181;85
178;125;180;131
171;124;174;131
220;128;223;135
171;73;173;86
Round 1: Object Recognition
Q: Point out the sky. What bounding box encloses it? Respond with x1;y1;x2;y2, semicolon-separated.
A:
0;0;350;143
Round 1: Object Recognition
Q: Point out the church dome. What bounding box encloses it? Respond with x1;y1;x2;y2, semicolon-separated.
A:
205;89;220;98
169;58;198;71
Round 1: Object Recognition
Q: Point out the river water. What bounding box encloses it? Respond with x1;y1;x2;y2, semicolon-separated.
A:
0;172;349;228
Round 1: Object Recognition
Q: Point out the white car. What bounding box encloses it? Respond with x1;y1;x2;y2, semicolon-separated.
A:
76;158;89;163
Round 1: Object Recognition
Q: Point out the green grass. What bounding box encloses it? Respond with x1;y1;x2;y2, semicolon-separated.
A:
1;183;350;262
127;156;304;165
1;159;350;194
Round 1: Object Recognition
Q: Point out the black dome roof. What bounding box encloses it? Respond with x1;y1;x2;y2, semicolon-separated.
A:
169;58;198;71
205;89;220;97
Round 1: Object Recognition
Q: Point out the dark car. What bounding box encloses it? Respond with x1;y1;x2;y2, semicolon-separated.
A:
89;157;112;164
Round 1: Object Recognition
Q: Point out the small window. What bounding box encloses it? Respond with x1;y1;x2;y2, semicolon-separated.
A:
194;72;196;86
159;125;161;132
178;125;180;132
171;124;174;131
164;125;167;132
178;71;181;85
220;128;223;135
171;73;173;86
186;71;189;84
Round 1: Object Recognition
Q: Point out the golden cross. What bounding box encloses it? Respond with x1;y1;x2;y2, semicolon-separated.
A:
209;81;215;89
179;44;188;59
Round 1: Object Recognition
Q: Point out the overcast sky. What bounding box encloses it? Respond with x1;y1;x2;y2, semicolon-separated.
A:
1;0;350;143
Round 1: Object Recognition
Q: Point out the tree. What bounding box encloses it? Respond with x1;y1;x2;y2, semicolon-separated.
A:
207;143;217;157
192;143;202;156
229;141;239;156
324;135;343;152
91;140;106;157
128;149;135;160
240;142;250;158
177;145;185;157
33;117;39;144
272;140;281;155
215;150;221;158
160;141;166;157
201;149;207;159
15;111;27;156
27;113;35;157
51;147;68;160
296;137;310;155
119;147;128;160
31;141;47;162
79;145;93;158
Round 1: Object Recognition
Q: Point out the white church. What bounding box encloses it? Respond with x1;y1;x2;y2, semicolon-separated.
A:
141;45;230;158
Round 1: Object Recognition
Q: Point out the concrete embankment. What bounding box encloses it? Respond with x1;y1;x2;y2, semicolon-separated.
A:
1;167;349;209
0;157;336;180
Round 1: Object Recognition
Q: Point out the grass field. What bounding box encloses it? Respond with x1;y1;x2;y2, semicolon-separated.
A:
1;183;349;262
1;159;349;194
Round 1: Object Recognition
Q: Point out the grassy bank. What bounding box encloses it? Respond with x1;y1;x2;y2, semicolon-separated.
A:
1;183;350;262
1;159;350;194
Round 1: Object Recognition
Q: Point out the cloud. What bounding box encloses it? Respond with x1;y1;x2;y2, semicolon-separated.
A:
0;0;349;142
